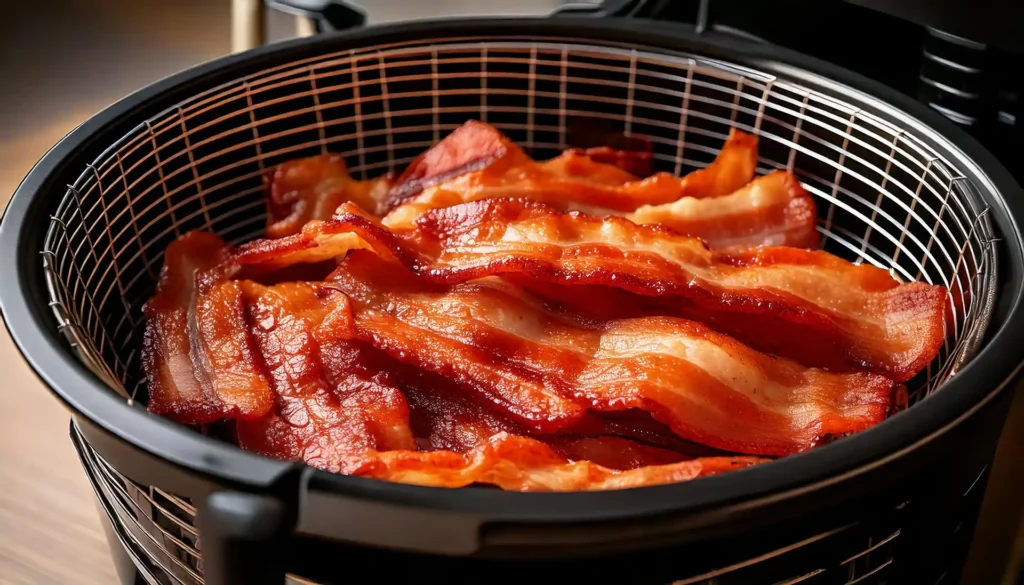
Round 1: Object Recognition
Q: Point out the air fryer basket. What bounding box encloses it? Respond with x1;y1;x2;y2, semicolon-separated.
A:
2;18;1023;585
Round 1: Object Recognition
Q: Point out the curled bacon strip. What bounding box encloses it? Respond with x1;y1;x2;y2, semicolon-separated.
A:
266;154;391;238
143;232;274;424
327;252;894;456
235;199;945;381
263;122;812;250
382;121;762;227
629;171;820;250
362;433;764;491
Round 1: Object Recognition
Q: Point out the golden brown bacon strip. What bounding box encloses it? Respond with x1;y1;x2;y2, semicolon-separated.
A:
143;232;275;424
234;199;945;381
230;277;767;489
381;122;814;250
266;154;391;238
327;252;894;456
362;433;764;491
382;121;760;226
263;122;810;251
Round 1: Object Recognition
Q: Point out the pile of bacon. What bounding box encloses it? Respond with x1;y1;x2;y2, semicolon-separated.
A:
142;120;947;491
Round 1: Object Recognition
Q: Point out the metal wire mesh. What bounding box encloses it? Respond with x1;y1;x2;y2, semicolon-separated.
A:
45;36;1000;584
75;420;908;585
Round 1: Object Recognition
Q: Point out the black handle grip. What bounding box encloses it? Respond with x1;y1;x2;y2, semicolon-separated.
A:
265;0;366;33
198;491;293;585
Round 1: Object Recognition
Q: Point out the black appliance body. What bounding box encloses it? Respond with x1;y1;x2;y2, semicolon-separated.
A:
574;0;1023;187
1;3;1022;585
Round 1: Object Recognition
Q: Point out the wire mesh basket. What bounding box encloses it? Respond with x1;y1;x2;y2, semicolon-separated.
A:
42;38;998;410
4;20;1021;585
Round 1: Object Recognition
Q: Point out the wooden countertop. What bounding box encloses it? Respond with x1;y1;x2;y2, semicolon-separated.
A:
0;112;121;584
0;332;120;584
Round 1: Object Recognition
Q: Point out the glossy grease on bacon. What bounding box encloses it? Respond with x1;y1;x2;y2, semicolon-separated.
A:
236;199;946;381
142;118;949;492
381;122;799;250
327;252;895;456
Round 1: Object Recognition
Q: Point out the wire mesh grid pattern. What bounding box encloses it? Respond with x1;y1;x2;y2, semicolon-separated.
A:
42;36;1001;584
75;421;908;585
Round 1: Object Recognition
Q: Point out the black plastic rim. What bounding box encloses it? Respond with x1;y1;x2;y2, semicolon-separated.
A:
2;17;1023;528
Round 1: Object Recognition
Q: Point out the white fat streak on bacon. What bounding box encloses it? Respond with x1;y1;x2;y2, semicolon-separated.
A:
628;171;818;249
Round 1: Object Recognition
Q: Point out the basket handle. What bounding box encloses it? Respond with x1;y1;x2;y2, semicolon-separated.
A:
198;491;293;585
232;0;366;53
265;0;367;34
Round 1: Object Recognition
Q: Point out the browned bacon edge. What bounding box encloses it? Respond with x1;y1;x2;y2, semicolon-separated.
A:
234;197;946;382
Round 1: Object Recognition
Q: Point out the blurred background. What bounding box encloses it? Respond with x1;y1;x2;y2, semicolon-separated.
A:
0;1;1019;584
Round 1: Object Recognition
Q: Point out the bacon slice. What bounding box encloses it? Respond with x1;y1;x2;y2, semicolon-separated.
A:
629;171;820;249
362;433;764;491
232;277;766;489
326;252;894;456
236;282;416;472
235;199;945;381
381;122;811;250
266;154;391;238
382;121;759;227
264;122;805;251
328;257;588;434
143;232;274;424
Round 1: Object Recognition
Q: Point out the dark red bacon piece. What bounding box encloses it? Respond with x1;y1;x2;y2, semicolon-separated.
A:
143;231;274;424
326;252;894;456
229;277;766;488
235;282;416;473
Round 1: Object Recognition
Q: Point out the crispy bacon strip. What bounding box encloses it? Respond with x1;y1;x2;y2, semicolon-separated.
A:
362;433;764;491
382;121;759;226
266;154;391;238
235;199;946;381
143;232;274;424
232;278;766;489
326;252;894;456
328;257;587;434
629;171;820;249
381;122;810;249
235;282;417;472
